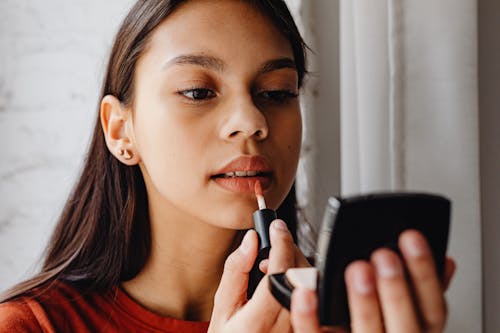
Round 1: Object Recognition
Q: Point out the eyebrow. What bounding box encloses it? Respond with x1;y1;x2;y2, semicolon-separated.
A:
163;54;297;74
164;54;225;71
258;57;297;75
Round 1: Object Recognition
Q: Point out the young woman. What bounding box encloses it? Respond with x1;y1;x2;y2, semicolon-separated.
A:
0;0;455;332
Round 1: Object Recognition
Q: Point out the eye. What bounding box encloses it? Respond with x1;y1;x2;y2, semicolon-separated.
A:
257;90;298;104
178;88;216;101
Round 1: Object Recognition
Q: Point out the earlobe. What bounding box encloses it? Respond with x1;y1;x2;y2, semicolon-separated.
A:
100;95;139;165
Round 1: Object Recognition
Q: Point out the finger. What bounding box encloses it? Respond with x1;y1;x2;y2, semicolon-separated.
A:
212;230;258;321
233;219;298;330
294;245;312;267
267;219;296;274
371;248;420;333
344;261;383;333
399;230;448;332
273;306;292;332
291;288;322;333
442;257;456;291
228;275;282;331
259;259;269;274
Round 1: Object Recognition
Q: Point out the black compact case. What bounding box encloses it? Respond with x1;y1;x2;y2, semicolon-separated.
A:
269;192;451;326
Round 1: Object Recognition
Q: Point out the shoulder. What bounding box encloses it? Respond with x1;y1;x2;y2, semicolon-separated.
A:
0;281;102;333
1;281;211;333
0;297;44;332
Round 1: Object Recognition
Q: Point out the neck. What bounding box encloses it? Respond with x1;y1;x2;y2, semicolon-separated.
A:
122;198;243;321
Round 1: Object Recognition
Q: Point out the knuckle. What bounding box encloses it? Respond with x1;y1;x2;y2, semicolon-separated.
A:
274;230;295;247
387;291;407;305
356;307;379;323
382;283;409;305
416;266;438;285
223;252;240;272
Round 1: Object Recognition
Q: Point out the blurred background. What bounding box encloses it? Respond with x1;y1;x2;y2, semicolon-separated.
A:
0;1;498;332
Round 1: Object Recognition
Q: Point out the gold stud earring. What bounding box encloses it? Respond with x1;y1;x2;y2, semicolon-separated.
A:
119;148;133;160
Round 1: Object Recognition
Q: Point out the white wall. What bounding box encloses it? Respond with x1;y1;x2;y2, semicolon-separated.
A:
0;0;135;289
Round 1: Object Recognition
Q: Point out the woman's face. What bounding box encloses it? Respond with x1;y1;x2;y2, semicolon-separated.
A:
131;0;302;229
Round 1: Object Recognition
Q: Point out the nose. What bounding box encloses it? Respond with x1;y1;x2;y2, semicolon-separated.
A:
219;97;269;142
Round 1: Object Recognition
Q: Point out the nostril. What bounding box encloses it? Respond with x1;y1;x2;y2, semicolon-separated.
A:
226;128;267;140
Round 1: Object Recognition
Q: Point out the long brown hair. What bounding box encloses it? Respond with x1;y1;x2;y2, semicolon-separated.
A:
1;0;308;302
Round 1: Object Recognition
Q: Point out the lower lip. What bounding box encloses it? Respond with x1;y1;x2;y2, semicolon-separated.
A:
212;176;272;193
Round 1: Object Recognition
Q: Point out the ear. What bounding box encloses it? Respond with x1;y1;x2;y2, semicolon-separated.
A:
100;95;140;165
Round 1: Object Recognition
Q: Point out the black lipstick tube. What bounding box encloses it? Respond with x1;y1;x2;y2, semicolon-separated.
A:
247;208;277;298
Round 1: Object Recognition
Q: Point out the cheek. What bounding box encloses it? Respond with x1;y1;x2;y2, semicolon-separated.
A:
134;109;210;191
276;110;302;157
281;112;302;175
265;110;302;208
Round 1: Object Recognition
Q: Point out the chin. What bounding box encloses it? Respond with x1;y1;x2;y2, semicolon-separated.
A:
208;202;257;230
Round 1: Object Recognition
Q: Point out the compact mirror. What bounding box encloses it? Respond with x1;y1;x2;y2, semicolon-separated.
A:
269;192;451;326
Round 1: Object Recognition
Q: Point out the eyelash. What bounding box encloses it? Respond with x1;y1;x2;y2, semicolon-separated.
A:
178;88;216;102
177;88;298;104
255;90;299;104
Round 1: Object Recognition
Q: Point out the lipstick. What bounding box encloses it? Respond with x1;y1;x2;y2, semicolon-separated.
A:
247;181;277;298
252;181;276;254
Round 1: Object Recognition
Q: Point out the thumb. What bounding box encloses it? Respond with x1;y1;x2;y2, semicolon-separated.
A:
211;229;258;322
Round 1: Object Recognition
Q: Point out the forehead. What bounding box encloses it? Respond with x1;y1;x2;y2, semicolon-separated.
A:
139;0;294;71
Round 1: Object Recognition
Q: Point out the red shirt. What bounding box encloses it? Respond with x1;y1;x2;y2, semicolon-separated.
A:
0;282;210;332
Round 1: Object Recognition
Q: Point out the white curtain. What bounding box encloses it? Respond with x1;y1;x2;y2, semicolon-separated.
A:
340;1;481;332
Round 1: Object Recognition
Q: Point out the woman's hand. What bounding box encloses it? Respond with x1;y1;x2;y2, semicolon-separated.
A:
208;219;312;333
342;230;456;333
289;230;456;333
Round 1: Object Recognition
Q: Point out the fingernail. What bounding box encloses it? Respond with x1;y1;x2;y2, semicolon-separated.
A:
374;252;403;278
272;219;288;231
294;288;316;314
405;233;430;258
353;271;374;295
259;259;268;272
240;231;252;255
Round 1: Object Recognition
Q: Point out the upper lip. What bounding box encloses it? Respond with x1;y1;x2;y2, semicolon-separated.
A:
211;155;273;177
